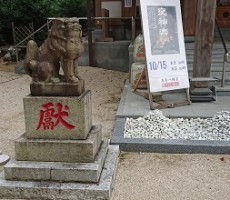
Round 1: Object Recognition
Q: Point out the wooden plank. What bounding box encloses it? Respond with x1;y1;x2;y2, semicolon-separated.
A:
95;0;102;17
182;0;197;36
101;8;110;38
216;6;230;28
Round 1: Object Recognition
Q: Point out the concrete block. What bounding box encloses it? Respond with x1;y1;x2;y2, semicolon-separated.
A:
93;41;129;72
0;145;119;200
15;125;102;163
5;140;109;183
24;90;92;140
4;161;51;181
30;80;85;96
78;41;130;72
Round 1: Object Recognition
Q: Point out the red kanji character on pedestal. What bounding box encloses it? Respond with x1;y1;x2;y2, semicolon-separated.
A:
36;102;75;131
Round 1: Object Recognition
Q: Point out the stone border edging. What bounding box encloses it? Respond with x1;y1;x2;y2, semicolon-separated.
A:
111;117;230;154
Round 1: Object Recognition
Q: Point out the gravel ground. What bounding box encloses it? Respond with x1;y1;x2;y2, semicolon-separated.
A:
1;65;230;200
125;110;230;140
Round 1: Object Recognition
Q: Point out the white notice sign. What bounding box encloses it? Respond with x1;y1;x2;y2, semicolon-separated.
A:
124;0;132;8
140;0;189;93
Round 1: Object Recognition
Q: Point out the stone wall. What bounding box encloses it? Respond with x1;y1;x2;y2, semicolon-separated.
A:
78;41;131;72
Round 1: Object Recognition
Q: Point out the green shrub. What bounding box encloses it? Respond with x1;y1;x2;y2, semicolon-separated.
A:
0;0;90;45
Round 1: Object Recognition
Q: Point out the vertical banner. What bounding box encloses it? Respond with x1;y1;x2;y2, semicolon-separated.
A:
140;0;189;93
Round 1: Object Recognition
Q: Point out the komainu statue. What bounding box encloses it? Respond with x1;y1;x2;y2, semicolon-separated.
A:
24;18;84;84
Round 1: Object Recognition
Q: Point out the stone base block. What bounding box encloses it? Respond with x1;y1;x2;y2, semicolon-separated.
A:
0;146;119;200
24;90;92;140
5;140;108;183
190;87;212;95
15;125;102;163
30;80;85;96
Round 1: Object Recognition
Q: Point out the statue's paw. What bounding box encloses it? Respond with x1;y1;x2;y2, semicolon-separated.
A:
75;75;82;80
66;76;79;83
50;77;61;83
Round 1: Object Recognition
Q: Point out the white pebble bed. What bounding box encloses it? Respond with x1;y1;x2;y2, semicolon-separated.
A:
124;110;230;141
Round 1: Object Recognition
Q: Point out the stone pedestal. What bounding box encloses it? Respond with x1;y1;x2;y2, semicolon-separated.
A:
0;90;119;200
0;145;119;200
15;125;102;163
24;90;92;140
5;140;109;183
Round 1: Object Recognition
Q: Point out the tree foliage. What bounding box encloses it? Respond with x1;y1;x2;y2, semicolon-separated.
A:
0;0;88;45
57;0;87;17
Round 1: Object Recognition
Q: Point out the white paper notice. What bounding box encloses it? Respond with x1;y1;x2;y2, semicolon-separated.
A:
140;0;189;93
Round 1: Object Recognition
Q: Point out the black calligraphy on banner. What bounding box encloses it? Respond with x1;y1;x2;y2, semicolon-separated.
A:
147;6;180;55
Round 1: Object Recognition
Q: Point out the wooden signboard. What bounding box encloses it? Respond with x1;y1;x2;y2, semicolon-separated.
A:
139;0;190;109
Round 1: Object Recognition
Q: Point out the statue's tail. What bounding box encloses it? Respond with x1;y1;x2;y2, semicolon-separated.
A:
24;40;38;76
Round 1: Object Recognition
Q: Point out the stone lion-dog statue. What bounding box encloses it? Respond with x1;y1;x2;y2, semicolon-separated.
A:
24;18;84;83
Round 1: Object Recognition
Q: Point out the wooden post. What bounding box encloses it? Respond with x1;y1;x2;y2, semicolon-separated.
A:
11;22;16;44
101;8;109;38
193;0;216;85
131;17;136;44
87;0;93;66
182;0;197;36
189;0;217;101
